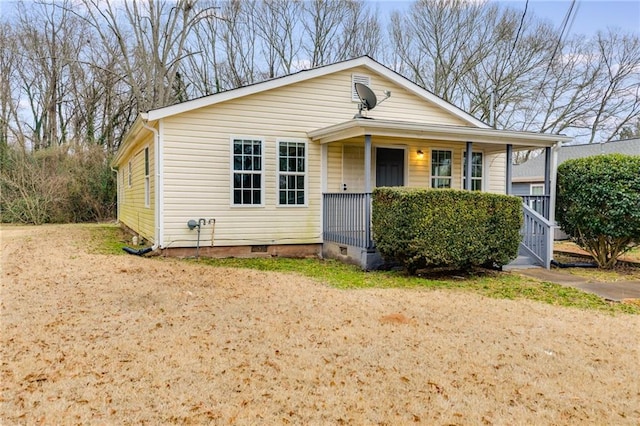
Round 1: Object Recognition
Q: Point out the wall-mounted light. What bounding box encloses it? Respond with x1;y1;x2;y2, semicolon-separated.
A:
416;150;424;160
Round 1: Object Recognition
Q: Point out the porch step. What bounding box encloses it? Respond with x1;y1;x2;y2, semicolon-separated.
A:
503;255;542;271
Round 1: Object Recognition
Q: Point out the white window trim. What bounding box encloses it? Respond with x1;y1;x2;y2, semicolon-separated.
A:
461;150;485;191
127;160;132;187
351;74;370;102
229;136;265;208
276;138;309;208
144;146;150;208
529;184;546;214
530;184;545;195
430;149;453;189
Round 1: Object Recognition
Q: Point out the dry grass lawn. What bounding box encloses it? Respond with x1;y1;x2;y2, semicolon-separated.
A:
1;224;639;424
555;240;640;264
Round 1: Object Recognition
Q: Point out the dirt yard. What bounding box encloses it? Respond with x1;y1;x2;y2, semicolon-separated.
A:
1;224;639;425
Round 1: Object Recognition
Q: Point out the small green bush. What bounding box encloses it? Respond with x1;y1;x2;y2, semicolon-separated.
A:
372;188;522;273
556;154;640;268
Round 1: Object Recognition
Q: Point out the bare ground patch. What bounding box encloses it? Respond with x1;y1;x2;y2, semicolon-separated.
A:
1;224;639;424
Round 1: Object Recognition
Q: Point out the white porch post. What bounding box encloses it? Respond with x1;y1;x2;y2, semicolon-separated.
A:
544;146;552;199
465;141;473;190
548;142;561;224
505;144;513;195
364;134;373;249
364;134;372;193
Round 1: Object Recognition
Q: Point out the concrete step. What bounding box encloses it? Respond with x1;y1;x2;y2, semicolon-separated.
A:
503;255;541;271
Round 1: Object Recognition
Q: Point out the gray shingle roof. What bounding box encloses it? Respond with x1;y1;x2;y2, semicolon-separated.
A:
512;138;640;180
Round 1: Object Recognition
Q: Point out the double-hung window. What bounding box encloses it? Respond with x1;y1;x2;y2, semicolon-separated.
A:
431;150;452;188
232;138;263;205
463;151;483;191
278;141;306;206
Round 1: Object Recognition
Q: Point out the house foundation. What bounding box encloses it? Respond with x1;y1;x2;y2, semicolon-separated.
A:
162;244;322;259
322;241;384;271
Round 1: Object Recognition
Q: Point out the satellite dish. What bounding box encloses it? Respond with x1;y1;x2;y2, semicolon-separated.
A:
355;82;377;111
353;83;390;119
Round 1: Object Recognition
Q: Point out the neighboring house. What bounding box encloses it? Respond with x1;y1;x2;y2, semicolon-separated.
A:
513;139;640;239
112;56;571;269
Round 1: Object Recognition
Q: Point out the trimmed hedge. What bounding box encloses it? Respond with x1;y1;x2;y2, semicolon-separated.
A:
372;188;523;273
556;153;640;268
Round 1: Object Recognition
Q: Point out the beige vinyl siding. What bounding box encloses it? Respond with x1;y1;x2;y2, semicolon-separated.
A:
486;152;506;194
161;133;321;247
159;67;478;247
326;144;343;192
324;140;512;194
119;134;155;242
324;139;468;192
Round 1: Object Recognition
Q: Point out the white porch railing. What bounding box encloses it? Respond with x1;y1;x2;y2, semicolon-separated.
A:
519;203;553;268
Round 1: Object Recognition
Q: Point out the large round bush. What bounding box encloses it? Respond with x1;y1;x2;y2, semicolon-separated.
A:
556;153;640;268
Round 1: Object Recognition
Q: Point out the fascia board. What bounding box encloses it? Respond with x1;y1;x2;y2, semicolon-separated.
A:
309;120;572;147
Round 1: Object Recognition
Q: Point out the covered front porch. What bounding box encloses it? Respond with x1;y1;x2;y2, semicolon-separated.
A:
309;119;572;270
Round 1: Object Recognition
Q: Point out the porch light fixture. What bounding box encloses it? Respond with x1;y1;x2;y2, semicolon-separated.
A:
416;150;424;159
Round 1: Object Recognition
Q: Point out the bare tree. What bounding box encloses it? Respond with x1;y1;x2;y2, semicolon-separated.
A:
216;0;259;87
390;0;489;103
519;31;640;143
0;22;22;153
11;0;82;150
462;7;557;127
181;0;225;96
391;0;639;143
302;0;380;67
80;0;202;112
254;0;303;78
586;30;640;143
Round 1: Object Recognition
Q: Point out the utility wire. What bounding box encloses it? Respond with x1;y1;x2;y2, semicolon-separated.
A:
529;0;578;132
541;0;578;90
491;0;528;128
507;0;529;66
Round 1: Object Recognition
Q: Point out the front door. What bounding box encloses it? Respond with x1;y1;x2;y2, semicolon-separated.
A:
376;148;404;187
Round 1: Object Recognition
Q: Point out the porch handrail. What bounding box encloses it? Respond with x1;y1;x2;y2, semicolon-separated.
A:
520;202;553;268
323;193;373;249
518;195;551;219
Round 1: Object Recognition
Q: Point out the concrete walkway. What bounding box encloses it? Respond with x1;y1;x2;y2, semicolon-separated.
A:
515;267;640;302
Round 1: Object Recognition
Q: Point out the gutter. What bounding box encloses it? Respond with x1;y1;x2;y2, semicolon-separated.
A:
140;116;162;252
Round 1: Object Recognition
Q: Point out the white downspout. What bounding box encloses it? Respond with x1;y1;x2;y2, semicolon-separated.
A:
141;117;162;251
110;166;120;221
549;141;562;225
548;141;562;267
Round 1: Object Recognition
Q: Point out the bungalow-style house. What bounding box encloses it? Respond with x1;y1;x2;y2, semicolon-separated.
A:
513;138;639;239
112;56;571;269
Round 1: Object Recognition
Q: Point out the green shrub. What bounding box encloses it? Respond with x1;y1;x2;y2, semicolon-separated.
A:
556;154;640;268
372;188;522;273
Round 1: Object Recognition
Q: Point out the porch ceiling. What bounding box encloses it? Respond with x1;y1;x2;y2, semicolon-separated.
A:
307;119;572;149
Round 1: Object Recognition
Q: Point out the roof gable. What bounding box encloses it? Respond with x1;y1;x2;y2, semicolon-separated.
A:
146;56;489;128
